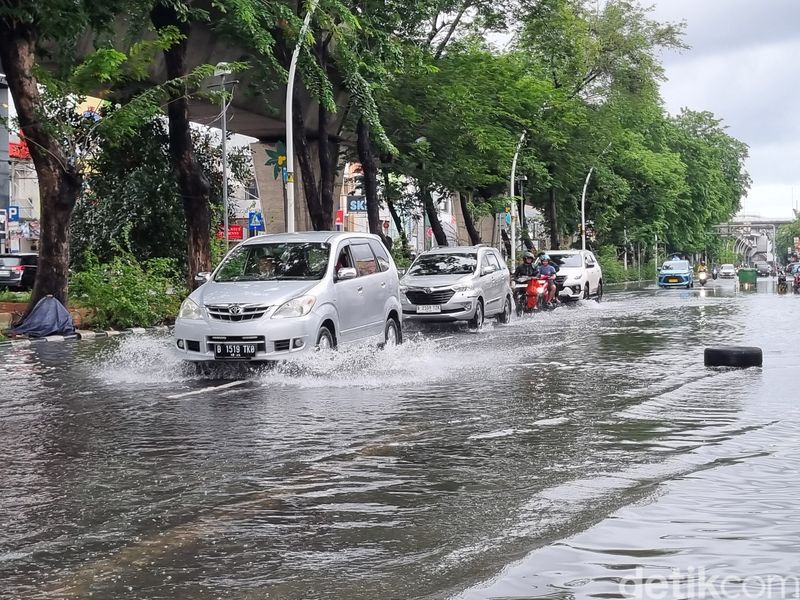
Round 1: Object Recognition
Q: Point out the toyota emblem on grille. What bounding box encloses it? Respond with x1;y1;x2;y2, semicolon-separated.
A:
424;288;433;294
228;304;243;315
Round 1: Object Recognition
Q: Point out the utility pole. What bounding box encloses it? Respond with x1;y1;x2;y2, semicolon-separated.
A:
0;74;9;254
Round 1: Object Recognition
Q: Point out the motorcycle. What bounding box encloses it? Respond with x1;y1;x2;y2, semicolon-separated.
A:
711;267;718;280
777;271;788;294
514;274;556;315
698;271;708;287
794;273;800;295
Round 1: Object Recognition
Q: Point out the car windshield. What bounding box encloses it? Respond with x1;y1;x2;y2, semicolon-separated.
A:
214;242;330;282
662;260;689;271
721;264;734;270
0;257;22;267
547;253;583;267
408;253;477;276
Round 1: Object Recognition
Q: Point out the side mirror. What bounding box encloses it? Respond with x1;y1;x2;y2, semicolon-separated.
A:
481;265;497;276
194;271;211;284
586;261;595;268
337;267;358;281
397;268;407;277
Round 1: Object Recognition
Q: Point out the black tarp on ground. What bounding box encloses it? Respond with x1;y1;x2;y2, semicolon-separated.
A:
10;296;75;337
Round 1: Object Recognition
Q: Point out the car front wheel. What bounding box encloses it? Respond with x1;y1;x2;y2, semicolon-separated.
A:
382;317;401;348
316;326;336;351
468;299;484;330
497;296;512;324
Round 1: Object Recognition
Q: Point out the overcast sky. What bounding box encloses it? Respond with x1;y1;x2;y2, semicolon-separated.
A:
648;0;800;219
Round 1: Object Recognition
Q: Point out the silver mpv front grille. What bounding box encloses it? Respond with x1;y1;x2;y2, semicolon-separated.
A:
205;303;270;322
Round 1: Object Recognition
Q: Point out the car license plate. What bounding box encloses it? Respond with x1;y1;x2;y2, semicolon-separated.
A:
416;305;441;314
214;343;257;359
0;270;9;277
667;277;679;283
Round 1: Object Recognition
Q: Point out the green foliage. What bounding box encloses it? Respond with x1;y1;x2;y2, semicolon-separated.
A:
596;245;656;284
70;250;186;329
777;218;800;263
0;290;32;303
71;119;254;270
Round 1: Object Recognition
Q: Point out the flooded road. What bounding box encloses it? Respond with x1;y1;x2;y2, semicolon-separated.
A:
1;279;798;599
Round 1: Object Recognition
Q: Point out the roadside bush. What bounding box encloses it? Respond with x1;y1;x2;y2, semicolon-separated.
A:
597;245;656;284
70;251;186;329
0;290;32;303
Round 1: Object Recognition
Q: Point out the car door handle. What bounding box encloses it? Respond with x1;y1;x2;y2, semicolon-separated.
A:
357;286;364;294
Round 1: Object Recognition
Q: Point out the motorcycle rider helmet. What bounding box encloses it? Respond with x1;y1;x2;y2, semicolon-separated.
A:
540;254;551;261
523;252;534;260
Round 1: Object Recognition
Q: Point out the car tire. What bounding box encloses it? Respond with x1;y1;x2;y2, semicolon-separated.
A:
468;299;484;330
316;326;336;351
381;317;402;348
595;280;603;302
583;283;590;300
704;346;762;368
497;296;512;324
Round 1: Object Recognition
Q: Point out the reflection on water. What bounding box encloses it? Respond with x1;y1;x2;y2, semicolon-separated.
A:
0;280;797;599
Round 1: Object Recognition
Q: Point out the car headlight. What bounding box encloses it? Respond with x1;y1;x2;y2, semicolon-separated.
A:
178;298;204;320
452;285;473;292
272;295;316;319
571;273;584;281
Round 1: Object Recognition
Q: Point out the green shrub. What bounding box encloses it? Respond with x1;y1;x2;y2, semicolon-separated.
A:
70;251;186;329
597;245;656;284
0;289;32;303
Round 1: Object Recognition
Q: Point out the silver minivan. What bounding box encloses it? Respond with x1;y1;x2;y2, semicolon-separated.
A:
400;245;513;329
173;232;403;362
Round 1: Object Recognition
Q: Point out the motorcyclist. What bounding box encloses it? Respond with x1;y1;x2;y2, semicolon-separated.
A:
537;254;559;303
512;251;539;280
697;261;708;273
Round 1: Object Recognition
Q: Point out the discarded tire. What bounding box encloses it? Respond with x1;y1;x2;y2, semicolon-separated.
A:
704;346;763;368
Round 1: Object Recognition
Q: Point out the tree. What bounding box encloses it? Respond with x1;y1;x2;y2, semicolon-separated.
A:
71;119;253;269
0;0;171;311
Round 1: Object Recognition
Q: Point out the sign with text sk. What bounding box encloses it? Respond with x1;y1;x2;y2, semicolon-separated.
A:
347;195;367;213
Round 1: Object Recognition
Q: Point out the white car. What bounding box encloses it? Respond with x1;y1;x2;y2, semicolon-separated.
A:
173;232;403;362
718;263;736;279
543;250;603;301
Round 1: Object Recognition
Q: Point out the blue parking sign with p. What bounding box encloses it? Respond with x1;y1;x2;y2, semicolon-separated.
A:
8;206;19;222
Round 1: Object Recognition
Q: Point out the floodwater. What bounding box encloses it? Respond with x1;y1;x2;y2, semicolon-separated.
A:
0;278;797;599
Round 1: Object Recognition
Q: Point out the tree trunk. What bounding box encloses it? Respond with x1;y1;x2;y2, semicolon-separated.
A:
383;170;410;256
423;188;448;247
0;21;80;312
548;186;560;250
357;117;381;236
151;4;211;290
460;191;481;245
292;96;321;229
317;100;338;230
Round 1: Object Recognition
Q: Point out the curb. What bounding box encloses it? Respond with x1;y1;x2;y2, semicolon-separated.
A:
0;325;172;349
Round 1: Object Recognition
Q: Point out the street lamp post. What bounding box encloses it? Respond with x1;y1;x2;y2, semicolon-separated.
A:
580;142;612;251
509;131;526;267
214;63;234;250
285;0;320;233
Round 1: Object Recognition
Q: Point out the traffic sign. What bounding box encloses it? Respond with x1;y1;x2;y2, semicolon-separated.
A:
8;206;19;222
248;210;264;230
335;210;344;225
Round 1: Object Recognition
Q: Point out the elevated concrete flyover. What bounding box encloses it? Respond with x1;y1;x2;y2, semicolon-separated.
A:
71;4;349;232
713;215;794;264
